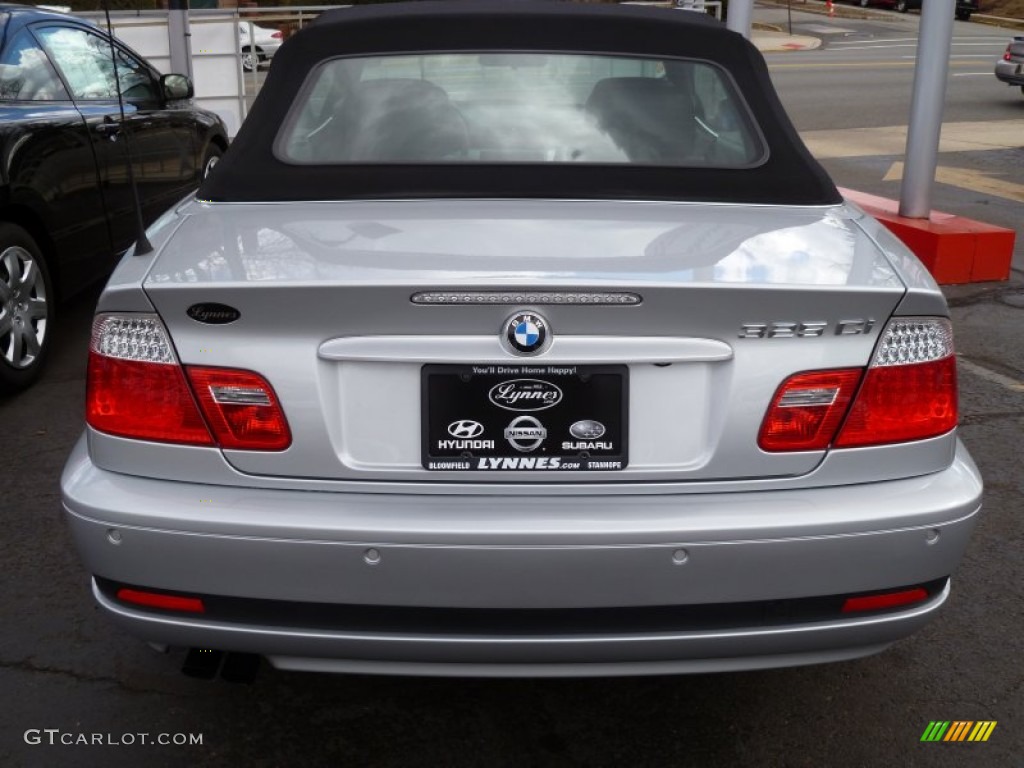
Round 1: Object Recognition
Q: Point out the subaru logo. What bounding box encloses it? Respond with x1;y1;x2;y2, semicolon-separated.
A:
570;420;606;440
448;420;485;439
504;415;547;452
504;312;549;355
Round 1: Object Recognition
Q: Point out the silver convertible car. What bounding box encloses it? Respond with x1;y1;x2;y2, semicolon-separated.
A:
61;1;982;678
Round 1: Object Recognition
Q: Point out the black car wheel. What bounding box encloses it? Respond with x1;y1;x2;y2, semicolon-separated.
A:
895;1;909;11
860;0;871;6
201;144;224;180
955;10;971;20
0;223;53;394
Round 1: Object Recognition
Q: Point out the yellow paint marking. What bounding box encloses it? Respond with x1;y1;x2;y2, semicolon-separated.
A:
801;119;1024;161
883;161;1024;204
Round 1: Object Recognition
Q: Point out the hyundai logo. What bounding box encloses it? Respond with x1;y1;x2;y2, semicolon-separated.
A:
504;415;547;452
447;420;485;439
504;312;549;355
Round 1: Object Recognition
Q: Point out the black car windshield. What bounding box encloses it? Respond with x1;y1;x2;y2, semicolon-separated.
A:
277;52;765;168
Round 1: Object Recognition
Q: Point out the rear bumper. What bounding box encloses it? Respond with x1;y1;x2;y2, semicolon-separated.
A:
62;437;983;676
995;61;1024;86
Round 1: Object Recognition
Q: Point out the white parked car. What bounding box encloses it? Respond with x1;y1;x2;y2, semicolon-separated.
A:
238;21;282;72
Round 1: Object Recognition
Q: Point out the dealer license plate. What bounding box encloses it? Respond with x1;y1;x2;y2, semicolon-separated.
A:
422;364;628;471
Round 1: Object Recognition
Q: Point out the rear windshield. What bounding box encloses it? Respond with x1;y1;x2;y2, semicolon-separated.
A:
277;52;766;168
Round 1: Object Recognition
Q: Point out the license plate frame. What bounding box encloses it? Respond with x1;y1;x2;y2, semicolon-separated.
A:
422;364;628;472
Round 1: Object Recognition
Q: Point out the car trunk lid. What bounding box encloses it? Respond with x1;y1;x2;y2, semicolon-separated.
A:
141;198;906;483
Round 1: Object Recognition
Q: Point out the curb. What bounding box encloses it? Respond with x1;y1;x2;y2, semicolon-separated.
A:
972;13;1024;31
753;34;823;51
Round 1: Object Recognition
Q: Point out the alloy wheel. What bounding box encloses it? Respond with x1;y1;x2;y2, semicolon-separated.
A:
0;245;48;370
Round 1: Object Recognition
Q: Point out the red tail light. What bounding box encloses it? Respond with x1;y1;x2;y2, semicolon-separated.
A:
758;369;863;451
186;367;291;450
271;30;283;39
835;356;957;447
87;316;214;445
87;314;290;450
88;354;215;445
760;317;958;452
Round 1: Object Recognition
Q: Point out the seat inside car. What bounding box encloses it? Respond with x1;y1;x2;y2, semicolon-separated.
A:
585;77;696;165
334;78;469;162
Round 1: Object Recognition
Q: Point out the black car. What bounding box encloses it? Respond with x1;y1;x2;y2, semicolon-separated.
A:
0;4;228;392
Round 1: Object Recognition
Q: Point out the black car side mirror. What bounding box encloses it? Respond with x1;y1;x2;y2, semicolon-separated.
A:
161;74;194;101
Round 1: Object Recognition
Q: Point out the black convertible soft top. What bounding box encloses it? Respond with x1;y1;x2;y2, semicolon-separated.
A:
199;0;840;206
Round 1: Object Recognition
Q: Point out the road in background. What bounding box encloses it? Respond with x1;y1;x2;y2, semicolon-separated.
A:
1;8;1022;767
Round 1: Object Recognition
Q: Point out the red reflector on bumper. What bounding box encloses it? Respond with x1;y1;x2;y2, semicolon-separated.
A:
841;588;929;613
116;588;205;613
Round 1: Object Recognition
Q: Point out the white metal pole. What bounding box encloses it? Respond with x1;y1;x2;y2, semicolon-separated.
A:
726;0;754;38
899;0;955;219
167;0;193;80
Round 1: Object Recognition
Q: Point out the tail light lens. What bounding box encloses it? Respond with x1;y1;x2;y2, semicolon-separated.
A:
87;314;290;450
758;369;863;451
835;318;957;447
186;367;291;450
760;317;957;452
271;30;283;39
87;315;214;445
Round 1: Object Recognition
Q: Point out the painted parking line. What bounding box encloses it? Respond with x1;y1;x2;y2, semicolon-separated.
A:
958;358;1024;393
800;119;1024;159
799;24;859;34
883;161;1024;204
770;59;992;69
900;55;996;59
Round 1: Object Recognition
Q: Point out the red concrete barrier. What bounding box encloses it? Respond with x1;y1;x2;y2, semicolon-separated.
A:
840;187;1015;285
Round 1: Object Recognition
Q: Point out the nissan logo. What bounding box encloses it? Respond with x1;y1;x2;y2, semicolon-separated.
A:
504;415;547;452
447;420;485;439
488;379;563;412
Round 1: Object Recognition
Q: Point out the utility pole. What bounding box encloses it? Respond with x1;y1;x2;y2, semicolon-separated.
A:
899;0;955;219
167;0;193;80
725;0;754;38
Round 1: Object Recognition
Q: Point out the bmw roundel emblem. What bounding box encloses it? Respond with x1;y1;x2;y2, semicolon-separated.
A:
505;312;549;355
